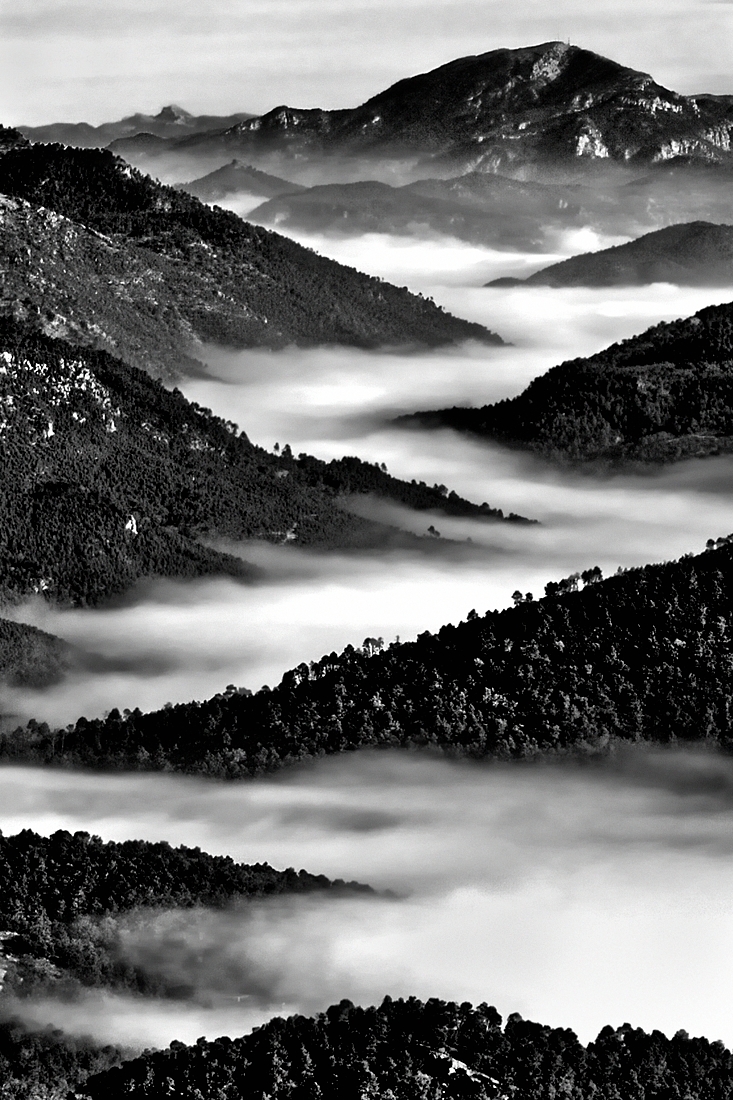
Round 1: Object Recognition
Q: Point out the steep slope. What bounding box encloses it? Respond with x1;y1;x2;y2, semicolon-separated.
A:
19;105;254;149
176;159;305;203
80;995;733;1100
0;141;499;378
0;318;519;607
6;537;733;776
489;221;733;287
128;43;733;172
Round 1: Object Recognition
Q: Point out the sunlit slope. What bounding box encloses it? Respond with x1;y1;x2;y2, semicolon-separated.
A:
79;995;733;1100
489;222;733;287
405;300;733;462
6;537;733;773
0;133;499;380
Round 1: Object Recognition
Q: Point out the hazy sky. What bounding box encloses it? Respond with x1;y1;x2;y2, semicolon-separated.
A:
3;0;732;126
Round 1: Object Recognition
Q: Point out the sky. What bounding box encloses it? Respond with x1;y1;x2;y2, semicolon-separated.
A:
2;0;732;127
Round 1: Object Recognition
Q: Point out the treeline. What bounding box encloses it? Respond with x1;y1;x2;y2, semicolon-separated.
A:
404;300;733;463
80;995;733;1099
0;139;499;367
0;828;368;999
0;318;515;607
5;538;733;776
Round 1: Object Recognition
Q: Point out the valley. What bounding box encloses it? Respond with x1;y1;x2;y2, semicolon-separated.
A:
5;22;733;1100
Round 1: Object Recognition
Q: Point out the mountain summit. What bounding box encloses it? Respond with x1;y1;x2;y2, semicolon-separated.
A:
163;42;733;171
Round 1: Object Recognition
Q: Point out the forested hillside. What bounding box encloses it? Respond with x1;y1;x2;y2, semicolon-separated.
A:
404;300;733;463
80;995;733;1100
0;618;72;687
0;318;518;607
5;537;733;776
0;139;499;379
0;828;368;1000
488;221;733;287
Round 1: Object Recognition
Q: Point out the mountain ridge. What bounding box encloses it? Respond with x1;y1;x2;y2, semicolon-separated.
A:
402;300;733;463
488;221;733;287
105;43;733;173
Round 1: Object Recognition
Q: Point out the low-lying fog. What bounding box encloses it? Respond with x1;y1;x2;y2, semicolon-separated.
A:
3;747;733;1049
5;233;733;726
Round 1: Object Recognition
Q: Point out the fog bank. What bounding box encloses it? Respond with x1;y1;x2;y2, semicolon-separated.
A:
3;748;733;1048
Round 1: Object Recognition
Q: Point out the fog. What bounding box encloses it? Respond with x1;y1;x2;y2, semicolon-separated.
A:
4;747;733;1048
5;239;733;726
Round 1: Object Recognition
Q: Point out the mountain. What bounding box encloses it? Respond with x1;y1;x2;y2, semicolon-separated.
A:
176;159;306;203
488;222;733;287
0;318;521;610
79;995;733;1100
19;105;255;149
110;43;733;173
402;301;733;463
6;535;733;776
0;138;499;377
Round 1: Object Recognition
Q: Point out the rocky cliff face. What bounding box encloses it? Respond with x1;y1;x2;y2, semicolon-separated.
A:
163;42;733;171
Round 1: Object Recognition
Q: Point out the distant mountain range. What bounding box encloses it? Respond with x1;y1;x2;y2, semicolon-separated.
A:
247;169;733;251
18;104;254;149
403;300;733;463
78;43;733;174
488;221;733;286
0;130;498;378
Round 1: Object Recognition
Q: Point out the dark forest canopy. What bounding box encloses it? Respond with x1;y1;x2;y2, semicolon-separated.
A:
0;617;72;688
0;1017;126;1100
5;537;733;777
0;828;369;1002
0;137;500;379
79;995;733;1100
402;300;733;463
0;318;521;610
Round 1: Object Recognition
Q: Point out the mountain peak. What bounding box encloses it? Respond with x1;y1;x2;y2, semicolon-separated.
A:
155;104;192;123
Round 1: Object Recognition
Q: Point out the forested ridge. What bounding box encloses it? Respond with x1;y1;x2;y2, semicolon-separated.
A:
0;317;517;609
510;221;733;288
0;137;499;379
79;995;733;1099
0;828;368;1002
404;300;733;463
5;537;733;776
